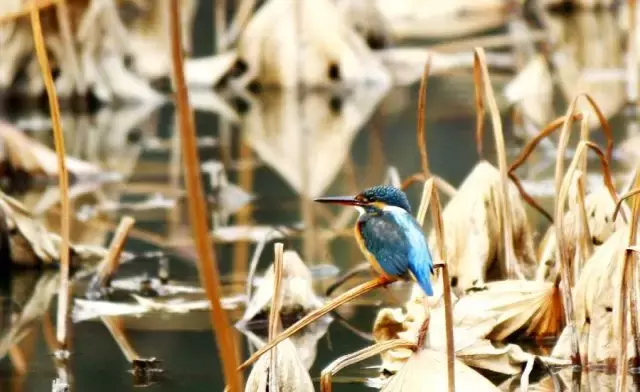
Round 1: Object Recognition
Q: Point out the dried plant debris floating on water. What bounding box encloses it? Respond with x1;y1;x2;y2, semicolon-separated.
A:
551;228;638;365
0;191;106;268
239;250;324;326
244;338;314;392
430;162;536;296
0;0;195;102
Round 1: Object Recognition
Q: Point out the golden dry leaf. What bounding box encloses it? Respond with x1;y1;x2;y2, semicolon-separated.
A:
380;348;500;392
431;162;536;296
372;283;562;376
453;280;564;340
238;250;324;326
245;338;314;392
234;0;390;88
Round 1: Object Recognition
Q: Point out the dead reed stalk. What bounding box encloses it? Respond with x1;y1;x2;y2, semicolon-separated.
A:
556;140;616;366
238;277;390;371
168;1;242;390
319;340;417;392
473;47;518;279
0;0;57;25
268;243;284;391
29;1;71;351
627;0;639;104
101;316;141;363
90;216;135;291
415;59;455;392
615;172;640;392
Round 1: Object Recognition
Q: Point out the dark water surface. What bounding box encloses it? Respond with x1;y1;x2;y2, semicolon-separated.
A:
0;3;636;392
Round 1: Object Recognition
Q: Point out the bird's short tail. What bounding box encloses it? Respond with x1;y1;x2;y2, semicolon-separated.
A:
408;262;434;297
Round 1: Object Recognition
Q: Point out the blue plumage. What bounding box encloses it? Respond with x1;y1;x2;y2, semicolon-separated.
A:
315;185;435;297
358;207;434;296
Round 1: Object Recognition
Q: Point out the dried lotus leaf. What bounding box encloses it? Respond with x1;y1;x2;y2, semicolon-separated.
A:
380;348;500;392
239;250;324;326
235;0;390;88
244;338;314;392
430;161;536;296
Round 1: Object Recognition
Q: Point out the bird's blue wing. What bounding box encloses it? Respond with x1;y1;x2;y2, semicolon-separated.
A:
358;211;434;296
398;213;434;296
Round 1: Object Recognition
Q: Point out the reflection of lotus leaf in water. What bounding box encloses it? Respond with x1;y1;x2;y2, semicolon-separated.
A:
242;87;388;198
0;191;107;268
0;271;59;362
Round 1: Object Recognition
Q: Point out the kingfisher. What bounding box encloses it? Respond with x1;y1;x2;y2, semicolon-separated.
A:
315;185;434;296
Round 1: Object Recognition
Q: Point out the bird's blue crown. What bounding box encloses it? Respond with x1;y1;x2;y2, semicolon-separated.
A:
357;185;412;214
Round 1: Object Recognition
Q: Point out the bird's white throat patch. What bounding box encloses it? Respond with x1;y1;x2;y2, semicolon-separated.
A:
383;205;409;215
355;206;365;216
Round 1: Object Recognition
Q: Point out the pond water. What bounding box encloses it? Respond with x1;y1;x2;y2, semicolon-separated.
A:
0;2;637;392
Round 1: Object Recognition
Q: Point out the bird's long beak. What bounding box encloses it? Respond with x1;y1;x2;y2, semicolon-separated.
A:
313;195;363;206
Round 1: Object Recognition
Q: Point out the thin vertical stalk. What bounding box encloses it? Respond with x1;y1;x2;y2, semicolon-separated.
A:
616;173;640;392
215;0;227;52
54;0;85;94
168;1;242;391
415;59;455;392
268;243;284;392
473;47;519;279
627;0;638;105
416;58;432;176
92;216;135;288
29;1;71;350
